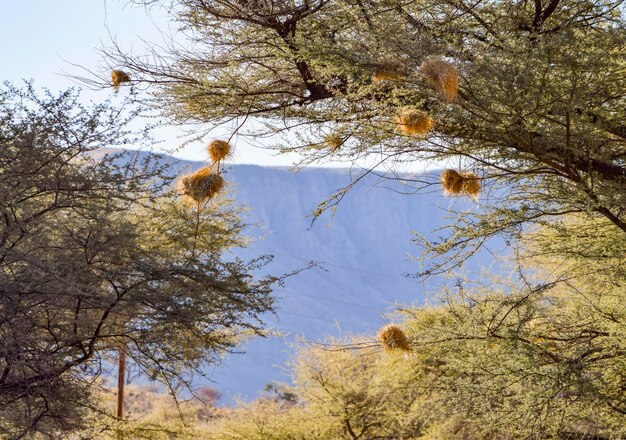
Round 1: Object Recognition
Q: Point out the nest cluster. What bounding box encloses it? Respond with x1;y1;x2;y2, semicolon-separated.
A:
388;59;457;136
440;169;482;199
178;139;233;205
327;58;462;160
378;324;412;352
176;57;474;204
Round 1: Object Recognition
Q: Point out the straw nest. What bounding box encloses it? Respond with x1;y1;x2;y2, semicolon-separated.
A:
111;70;130;92
178;167;225;203
372;70;403;82
378;324;412;352
324;133;344;152
440;170;481;199
461;172;481;199
396;108;433;136
208;139;232;163
419;58;459;102
440;169;464;196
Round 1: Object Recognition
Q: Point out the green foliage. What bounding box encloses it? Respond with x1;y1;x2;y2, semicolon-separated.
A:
195;215;626;439
0;83;276;438
209;398;330;439
91;2;626;437
77;384;220;440
107;1;625;275
202;260;626;438
291;338;426;438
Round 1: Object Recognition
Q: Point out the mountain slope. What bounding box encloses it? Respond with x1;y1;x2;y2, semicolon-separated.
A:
209;164;503;400
96;149;503;401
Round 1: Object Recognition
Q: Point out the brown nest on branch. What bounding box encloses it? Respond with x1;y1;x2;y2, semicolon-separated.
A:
208;139;232;163
378;324;412;352
440;170;482;199
111;70;130;92
440;169;464;196
396;107;434;136
178;167;225;204
419;58;459;102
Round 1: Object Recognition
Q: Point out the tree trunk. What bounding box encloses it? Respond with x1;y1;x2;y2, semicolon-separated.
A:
116;350;126;419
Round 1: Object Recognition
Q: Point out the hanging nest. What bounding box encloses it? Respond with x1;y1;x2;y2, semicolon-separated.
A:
111;70;130;92
372;70;404;82
378;324;412;352
208;139;232;163
419;58;459;102
178;167;225;204
440;169;464;196
461;172;481;199
396;107;433;136
324;133;344;152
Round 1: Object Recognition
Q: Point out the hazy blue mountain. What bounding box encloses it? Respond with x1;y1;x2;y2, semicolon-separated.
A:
95;149;504;402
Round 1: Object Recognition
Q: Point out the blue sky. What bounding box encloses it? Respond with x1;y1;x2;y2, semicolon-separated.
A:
1;1;162;92
0;0;315;166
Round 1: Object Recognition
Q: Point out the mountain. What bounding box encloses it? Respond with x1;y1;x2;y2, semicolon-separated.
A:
97;149;504;402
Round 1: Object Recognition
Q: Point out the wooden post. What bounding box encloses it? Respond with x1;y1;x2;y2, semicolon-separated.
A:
116;350;126;419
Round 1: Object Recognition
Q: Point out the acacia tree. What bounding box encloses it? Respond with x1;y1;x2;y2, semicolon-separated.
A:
203;265;626;439
100;0;625;275
202;217;626;439
0;83;276;438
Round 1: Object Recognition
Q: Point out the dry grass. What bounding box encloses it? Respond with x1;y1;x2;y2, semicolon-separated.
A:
324;133;344;152
440;169;464;196
419;58;459;102
378;324;412;352
396;107;434;136
208;139;232;163
111;70;130;92
178;167;225;204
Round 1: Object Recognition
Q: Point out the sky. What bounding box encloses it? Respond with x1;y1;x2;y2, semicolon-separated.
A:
0;0;332;167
